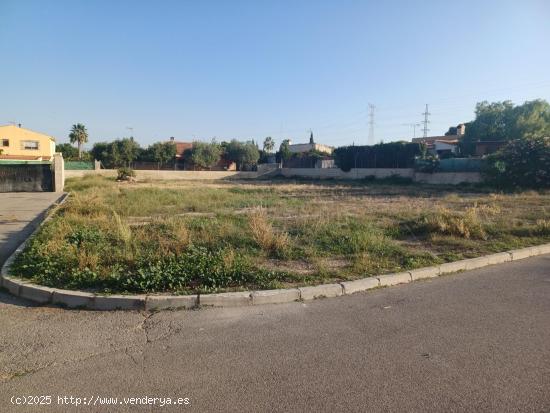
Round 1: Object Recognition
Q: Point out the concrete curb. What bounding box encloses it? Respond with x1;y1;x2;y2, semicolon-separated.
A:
1;199;549;310
299;284;343;300
377;272;412;287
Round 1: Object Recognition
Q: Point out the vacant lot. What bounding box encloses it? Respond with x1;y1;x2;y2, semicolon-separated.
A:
10;175;550;294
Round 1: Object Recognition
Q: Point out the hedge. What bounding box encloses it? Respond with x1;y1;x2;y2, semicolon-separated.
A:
333;142;423;172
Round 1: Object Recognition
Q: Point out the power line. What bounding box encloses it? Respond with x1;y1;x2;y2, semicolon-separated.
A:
368;103;375;144
421;104;430;138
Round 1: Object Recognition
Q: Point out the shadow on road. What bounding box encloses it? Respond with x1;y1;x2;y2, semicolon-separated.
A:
0;290;36;307
0;193;65;308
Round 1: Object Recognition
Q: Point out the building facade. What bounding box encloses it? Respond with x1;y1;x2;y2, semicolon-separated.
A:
0;125;56;161
288;142;334;155
412;123;465;156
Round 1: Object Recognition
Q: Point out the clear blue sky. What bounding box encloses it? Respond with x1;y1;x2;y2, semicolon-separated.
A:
1;0;549;149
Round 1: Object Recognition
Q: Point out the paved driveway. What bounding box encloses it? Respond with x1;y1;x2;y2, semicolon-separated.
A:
0;255;549;412
0;192;64;265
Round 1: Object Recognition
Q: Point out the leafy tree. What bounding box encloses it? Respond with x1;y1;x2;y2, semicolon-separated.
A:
224;140;260;170
445;126;458;136
510;99;550;139
484;136;549;188
263;137;275;153
278;139;292;162
69;123;89;159
117;137;141;167
141;141;176;168
188;141;221;169
56;143;79;160
90;138;140;168
91;142;110;166
460;99;550;155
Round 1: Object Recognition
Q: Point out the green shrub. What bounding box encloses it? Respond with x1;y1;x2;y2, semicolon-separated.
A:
484;136;550;188
117;167;136;181
334;142;423;171
67;227;104;247
414;156;439;173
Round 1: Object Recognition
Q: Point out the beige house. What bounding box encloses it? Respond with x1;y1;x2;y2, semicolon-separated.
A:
0;124;56;161
412;123;465;156
288;142;334;155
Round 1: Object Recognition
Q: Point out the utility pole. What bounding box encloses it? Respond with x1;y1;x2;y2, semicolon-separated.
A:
421;104;430;138
368;103;375;144
126;127;134;138
402;123;421;139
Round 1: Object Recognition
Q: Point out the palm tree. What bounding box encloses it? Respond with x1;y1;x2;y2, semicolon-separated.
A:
69;123;88;159
263;136;275;153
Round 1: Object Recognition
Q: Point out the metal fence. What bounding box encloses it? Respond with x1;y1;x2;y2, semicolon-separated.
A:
438;158;485;172
65;161;94;170
0;163;53;192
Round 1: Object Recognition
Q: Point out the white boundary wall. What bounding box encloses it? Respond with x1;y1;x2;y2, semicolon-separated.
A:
65;169;259;180
280;168;414;179
65;167;482;185
280;168;481;184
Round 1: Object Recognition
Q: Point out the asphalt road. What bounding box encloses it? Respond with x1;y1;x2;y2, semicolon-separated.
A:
1;253;549;412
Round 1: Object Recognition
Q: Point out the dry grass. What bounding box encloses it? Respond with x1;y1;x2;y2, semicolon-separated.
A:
422;202;502;240
535;219;550;235
424;207;487;239
249;207;290;257
19;174;548;293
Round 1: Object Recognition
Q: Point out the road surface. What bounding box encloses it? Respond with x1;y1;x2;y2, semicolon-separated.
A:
1;253;549;412
0;192;63;265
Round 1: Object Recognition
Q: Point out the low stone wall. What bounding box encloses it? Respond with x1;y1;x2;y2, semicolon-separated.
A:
279;168;482;184
280;168;415;179
65;169;259;180
64;170;116;178
64;167;482;185
414;172;482;185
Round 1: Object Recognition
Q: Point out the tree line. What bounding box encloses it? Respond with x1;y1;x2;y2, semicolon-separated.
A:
57;130;280;170
457;99;550;156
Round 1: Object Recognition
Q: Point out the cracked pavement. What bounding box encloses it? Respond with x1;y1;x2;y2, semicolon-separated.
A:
1;255;550;412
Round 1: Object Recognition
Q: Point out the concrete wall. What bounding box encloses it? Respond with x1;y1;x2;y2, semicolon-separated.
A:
64;167;482;185
52;154;64;192
65;170;117;179
413;172;482;185
0;164;53;192
65;169;259;180
256;163;280;174
280;168;415;179
280;168;481;184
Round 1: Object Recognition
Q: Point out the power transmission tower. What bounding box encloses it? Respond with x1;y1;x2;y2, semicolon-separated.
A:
368;103;375;144
421;104;430;138
402;123;421;139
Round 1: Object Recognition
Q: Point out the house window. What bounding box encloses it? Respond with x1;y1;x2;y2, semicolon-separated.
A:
1;139;8;147
21;140;40;150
